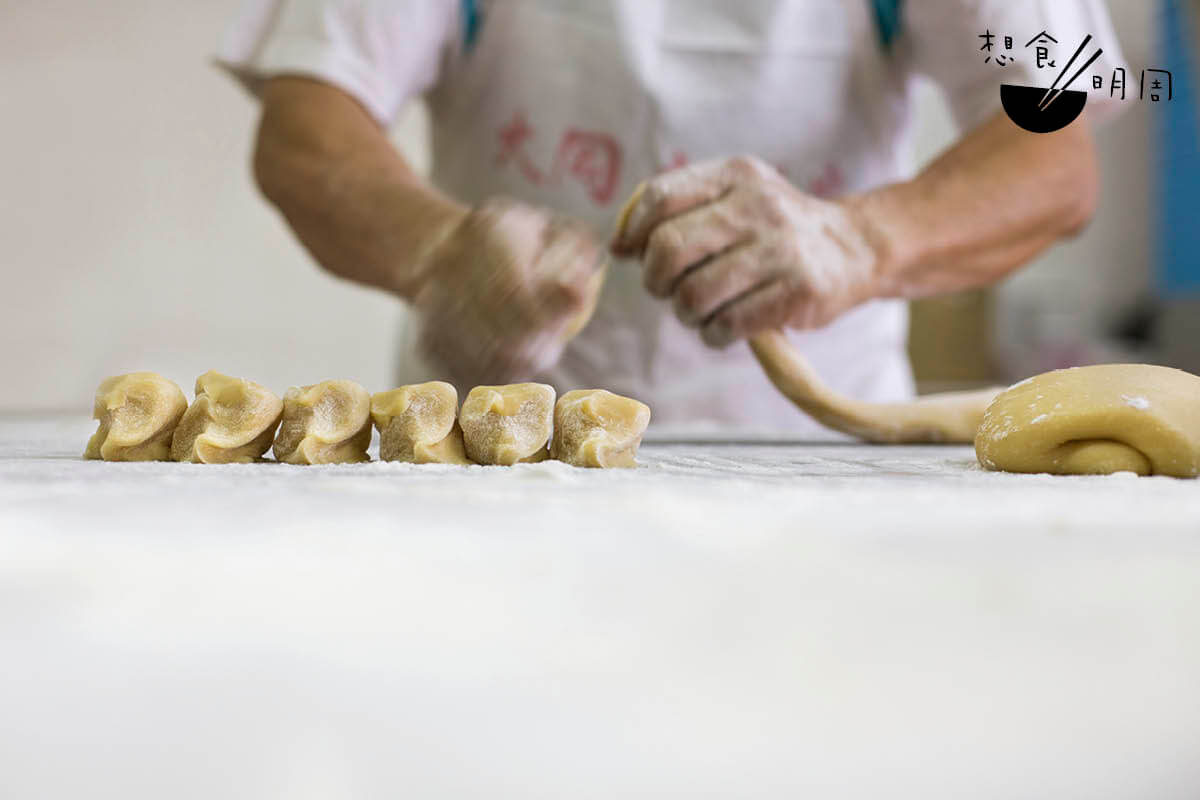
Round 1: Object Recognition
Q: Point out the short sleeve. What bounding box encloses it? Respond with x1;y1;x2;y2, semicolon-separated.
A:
901;0;1128;132
215;0;459;125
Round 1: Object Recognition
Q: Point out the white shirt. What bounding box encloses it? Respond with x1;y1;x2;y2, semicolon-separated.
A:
218;0;1124;434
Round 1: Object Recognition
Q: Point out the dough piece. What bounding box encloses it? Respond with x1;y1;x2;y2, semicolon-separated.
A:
976;364;1200;478
551;389;651;468
614;183;1001;444
273;379;373;465
84;372;187;461
750;332;1002;443
170;371;283;464
371;381;472;465
460;383;555;465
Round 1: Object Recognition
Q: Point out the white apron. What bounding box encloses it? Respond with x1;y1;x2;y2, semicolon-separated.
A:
398;0;915;434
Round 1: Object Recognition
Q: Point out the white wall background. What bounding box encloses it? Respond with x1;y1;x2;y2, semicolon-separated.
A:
0;0;1156;411
0;0;429;412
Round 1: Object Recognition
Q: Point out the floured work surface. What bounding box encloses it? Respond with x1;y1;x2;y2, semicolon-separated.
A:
7;415;1200;534
3;415;1200;799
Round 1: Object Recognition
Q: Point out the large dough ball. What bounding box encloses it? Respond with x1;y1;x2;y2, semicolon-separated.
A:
975;364;1200;478
85;372;187;461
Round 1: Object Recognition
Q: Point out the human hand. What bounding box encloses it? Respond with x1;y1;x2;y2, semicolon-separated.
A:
413;198;606;386
610;155;884;348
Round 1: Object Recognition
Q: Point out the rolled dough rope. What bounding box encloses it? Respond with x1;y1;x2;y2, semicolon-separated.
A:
749;331;1002;443
613;184;1001;443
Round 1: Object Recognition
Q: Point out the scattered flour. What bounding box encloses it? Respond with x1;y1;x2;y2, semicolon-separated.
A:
1122;395;1151;411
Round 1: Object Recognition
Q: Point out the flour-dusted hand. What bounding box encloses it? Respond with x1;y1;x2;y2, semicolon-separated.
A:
610;155;885;348
414;198;606;387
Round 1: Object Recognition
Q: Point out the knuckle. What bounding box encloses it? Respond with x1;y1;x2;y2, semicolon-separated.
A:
759;192;788;224
726;154;757;178
750;237;786;271
738;186;784;228
727;154;770;182
782;269;814;296
642;183;670;215
647;221;682;256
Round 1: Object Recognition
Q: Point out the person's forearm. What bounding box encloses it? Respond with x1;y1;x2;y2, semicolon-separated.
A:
848;112;1099;299
253;76;467;298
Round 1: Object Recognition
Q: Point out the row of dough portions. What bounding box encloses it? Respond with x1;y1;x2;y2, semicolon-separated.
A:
373;381;651;467
86;371;371;465
86;373;650;468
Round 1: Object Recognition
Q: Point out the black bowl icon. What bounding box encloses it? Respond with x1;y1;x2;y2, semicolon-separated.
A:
1000;84;1088;134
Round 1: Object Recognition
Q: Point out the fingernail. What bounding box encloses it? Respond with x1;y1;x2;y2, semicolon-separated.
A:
701;322;732;349
672;296;699;328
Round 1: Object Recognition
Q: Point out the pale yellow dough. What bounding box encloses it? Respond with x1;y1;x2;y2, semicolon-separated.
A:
371;381;472;465
460;383;555;465
750;332;1002;443
976;364;1200;478
84;372;187;461
613;184;1001;444
273;379;372;465
170;371;283;464
551;389;651;468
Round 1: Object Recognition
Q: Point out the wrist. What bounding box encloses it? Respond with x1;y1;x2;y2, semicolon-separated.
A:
840;183;923;300
401;195;470;298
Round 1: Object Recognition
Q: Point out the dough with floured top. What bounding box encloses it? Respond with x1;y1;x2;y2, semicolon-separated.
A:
976;364;1200;478
85;372;187;461
170;371;282;464
371;381;472;465
551;389;650;468
273;379;372;465
459;383;554;465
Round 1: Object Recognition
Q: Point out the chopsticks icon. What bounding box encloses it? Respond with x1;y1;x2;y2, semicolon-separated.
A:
1038;35;1103;112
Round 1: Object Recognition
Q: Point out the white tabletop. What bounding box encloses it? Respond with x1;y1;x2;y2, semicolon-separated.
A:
3;415;1200;799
